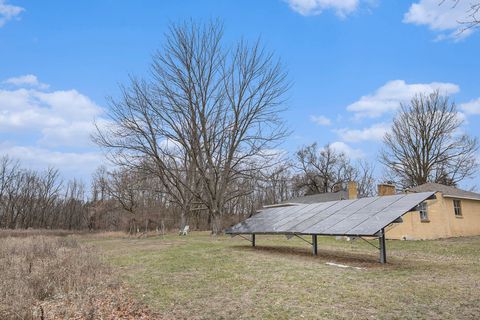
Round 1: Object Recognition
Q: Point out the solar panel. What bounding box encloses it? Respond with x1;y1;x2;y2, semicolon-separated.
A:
274;202;334;232
302;196;381;234
225;191;435;236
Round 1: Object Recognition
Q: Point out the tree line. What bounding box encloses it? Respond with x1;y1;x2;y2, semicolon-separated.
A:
0;156;88;230
0;142;377;232
85;144;376;233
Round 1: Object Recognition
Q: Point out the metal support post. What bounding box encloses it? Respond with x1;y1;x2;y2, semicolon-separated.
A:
312;234;318;256
252;234;256;247
379;228;387;264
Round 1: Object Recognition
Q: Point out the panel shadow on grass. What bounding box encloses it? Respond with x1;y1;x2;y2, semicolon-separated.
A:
231;244;383;267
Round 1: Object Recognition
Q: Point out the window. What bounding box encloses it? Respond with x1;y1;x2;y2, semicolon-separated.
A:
453;199;462;217
418;201;429;221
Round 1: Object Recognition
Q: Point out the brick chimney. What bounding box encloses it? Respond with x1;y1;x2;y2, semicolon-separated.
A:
378;183;396;196
347;181;358;200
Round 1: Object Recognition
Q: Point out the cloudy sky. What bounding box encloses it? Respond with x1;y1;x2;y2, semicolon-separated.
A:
1;0;480;188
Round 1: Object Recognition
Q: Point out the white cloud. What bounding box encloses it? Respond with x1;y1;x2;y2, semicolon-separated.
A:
403;0;476;40
330;141;365;159
39;121;99;148
460;98;480;115
3;74;50;89
0;86;102;146
336;122;390;142
0;0;24;27
0;75;106;181
285;0;359;17
0;143;104;179
347;80;459;118
310;115;332;126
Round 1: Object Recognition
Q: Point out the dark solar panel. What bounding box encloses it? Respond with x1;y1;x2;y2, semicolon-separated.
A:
225;192;435;236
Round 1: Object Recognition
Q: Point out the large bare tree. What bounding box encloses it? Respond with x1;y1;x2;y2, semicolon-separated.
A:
380;91;478;188
94;20;289;234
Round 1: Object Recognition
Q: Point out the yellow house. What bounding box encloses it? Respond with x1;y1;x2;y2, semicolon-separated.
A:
384;183;480;240
270;182;480;240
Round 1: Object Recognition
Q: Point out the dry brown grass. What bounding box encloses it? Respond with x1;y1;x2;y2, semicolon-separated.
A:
0;235;159;319
0;229;90;238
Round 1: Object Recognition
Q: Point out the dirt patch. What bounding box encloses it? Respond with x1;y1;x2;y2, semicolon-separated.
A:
38;284;161;319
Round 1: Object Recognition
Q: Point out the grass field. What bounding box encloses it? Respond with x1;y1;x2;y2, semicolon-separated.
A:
87;232;480;319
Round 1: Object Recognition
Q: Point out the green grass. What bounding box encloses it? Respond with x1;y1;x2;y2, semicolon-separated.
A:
87;233;480;319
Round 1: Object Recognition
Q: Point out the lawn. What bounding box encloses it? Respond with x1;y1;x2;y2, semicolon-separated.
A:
88;232;480;319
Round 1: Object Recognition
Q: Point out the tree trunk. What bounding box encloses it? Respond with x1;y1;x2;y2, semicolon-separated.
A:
180;209;188;230
210;210;222;235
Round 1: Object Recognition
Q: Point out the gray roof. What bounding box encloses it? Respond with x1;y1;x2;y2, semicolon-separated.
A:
225;191;435;237
407;183;480;201
277;191;349;205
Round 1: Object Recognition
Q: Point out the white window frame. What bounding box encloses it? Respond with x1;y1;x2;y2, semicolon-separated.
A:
453;199;462;217
418;201;429;222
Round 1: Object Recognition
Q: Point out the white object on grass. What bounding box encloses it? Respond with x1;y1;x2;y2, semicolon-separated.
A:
325;262;364;270
179;225;190;236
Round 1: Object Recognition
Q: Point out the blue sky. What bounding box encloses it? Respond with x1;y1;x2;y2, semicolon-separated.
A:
1;0;480;188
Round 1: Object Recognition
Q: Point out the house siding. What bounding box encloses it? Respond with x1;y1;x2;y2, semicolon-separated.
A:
386;192;480;240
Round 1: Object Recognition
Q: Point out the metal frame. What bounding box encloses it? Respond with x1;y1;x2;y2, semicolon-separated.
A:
235;234;256;246
233;232;388;263
292;234;313;245
379;228;387;264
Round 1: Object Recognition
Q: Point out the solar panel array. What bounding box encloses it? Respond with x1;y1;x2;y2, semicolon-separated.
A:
225;191;435;236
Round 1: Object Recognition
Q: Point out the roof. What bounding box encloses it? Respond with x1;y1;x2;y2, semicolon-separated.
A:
407;183;480;201
225;191;435;237
264;191;348;208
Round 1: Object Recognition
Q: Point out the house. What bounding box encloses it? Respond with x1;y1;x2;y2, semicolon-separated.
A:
267;181;480;240
384;182;480;240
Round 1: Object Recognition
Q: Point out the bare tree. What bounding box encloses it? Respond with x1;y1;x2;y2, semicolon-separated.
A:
62;179;86;230
294;143;354;195
259;163;296;205
293;143;376;197
103;169;144;233
94;20;289;234
380;91;478;188
0;156;19;207
91;166;109;202
355;160;376;197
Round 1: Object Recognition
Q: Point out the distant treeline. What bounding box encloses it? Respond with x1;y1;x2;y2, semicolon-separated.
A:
0;144;374;233
0;156;87;230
